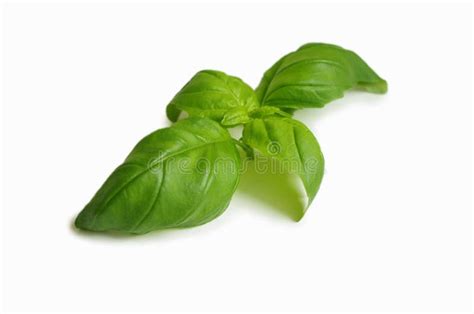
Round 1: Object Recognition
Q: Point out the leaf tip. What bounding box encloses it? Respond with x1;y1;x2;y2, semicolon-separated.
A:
166;103;181;122
374;79;388;94
357;79;388;94
73;207;96;232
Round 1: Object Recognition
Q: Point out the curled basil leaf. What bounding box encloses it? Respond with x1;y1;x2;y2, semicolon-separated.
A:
75;118;241;234
242;117;324;219
166;70;259;124
256;43;387;110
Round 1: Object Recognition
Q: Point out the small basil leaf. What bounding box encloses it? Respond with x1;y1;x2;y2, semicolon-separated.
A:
249;106;292;119
242;117;324;218
221;107;251;127
166;70;259;122
256;43;387;110
75;117;241;234
221;106;292;127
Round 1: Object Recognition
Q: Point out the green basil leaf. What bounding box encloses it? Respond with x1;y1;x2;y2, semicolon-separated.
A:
248;106;292;119
221;106;292;127
256;43;387;110
166;70;259;123
221;107;251;127
75;117;241;234
242;117;324;219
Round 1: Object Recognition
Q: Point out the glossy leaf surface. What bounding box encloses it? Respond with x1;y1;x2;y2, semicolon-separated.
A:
167;70;259;123
75;118;241;234
255;43;387;110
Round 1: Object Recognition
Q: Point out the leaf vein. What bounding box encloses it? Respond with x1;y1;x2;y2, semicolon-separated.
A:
132;163;165;232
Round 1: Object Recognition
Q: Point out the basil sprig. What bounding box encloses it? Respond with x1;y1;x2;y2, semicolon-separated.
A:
75;43;387;234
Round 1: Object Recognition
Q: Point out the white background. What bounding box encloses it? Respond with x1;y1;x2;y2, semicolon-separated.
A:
2;1;472;313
